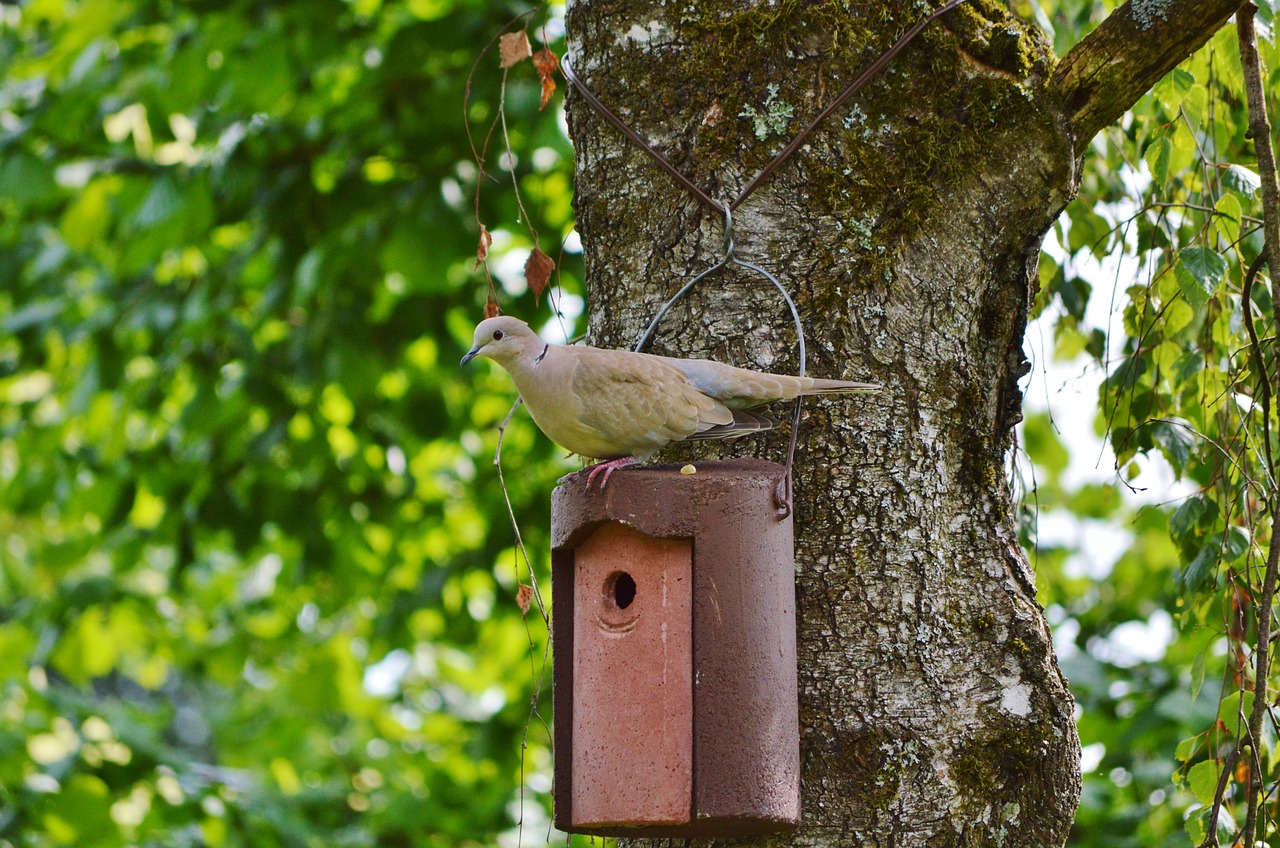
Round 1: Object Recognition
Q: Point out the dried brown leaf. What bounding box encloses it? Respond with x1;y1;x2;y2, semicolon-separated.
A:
525;247;555;300
475;224;493;267
532;49;559;109
499;31;531;69
1235;756;1250;785
484;296;501;319
516;584;533;615
532;47;558;77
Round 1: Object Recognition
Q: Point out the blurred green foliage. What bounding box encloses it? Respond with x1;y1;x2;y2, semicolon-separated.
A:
0;0;580;845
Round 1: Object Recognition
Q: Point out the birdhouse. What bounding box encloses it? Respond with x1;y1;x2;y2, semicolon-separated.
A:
550;458;800;838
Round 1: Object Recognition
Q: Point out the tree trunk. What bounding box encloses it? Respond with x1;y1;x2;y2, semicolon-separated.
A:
562;1;1237;844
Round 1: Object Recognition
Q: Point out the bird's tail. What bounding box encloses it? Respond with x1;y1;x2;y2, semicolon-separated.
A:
802;378;881;395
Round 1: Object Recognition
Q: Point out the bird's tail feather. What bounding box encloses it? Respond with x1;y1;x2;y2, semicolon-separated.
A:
685;409;781;442
803;378;881;395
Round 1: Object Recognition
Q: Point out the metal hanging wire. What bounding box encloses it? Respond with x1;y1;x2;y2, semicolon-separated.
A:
635;206;807;516
560;0;972;515
559;0;970;215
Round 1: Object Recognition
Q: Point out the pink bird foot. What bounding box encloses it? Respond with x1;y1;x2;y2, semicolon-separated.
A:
583;456;639;489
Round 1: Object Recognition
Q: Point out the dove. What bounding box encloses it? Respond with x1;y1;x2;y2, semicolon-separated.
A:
460;316;879;487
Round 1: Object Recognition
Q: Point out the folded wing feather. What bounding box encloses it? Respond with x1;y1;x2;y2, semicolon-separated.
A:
566;349;736;460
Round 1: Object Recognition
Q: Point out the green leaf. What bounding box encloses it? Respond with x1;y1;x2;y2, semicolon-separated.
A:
1023;413;1068;477
1187;759;1220;806
1137;212;1171;251
1178;543;1218;592
1213;192;1242;243
1069;483;1120;519
1153;68;1195;111
1164;298;1195;337
408;0;454;19
294;249;324;302
1169;495;1211;541
1191;650;1207;701
127;176;185;231
0;152;58;205
1174;246;1227;309
1174;350;1205;384
44;774;117;847
1152;340;1180;375
1057;276;1091;321
1170;121;1196;173
1054;325;1087;360
1037;252;1059;291
1174;733;1200;762
1181;84;1209;124
1151;418;1197;474
1185;808;1208;845
60;178;115;251
1066;206;1111;256
1144;136;1172;185
1224;164;1262;195
1085;328;1107;360
1219;689;1254;736
1104;354;1148;397
1225;526;1251;561
49;607;119;684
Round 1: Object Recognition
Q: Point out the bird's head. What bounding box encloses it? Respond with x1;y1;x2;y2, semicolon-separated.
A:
460;316;543;368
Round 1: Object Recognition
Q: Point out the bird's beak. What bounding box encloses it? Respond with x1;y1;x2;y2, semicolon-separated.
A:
460;346;480;366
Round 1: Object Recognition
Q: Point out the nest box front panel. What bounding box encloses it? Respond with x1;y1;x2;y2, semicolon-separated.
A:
570;522;693;828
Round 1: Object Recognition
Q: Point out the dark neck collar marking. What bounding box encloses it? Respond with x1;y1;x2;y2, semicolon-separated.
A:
535;343;549;364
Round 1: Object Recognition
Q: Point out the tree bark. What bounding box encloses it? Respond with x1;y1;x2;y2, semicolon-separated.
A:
562;1;1238;844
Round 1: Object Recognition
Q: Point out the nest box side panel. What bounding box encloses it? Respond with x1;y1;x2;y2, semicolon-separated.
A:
693;476;801;828
550;546;575;830
569;522;693;827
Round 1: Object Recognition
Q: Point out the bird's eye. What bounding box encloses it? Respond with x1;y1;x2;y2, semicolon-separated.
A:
492;330;505;341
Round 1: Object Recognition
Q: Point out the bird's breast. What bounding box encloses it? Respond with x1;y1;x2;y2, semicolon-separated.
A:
509;359;632;460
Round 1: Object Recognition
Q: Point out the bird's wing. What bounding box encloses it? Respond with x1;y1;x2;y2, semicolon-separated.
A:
663;357;880;408
661;357;800;408
682;408;781;441
565;349;735;458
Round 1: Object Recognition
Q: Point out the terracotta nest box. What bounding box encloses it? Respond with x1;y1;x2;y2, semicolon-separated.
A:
550;458;800;838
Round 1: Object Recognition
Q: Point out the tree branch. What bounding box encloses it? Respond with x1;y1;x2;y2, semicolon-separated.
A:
1243;519;1279;846
1237;5;1280;293
1052;0;1242;156
1236;7;1280;845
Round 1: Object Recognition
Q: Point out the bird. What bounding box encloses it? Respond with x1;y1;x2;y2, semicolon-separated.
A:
460;315;879;487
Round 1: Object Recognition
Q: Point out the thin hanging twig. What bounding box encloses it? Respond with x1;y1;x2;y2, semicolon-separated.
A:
1243;252;1275;486
492;394;556;848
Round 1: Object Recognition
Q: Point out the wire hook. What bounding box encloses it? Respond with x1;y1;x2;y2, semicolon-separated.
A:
634;204;805;518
